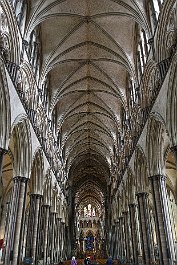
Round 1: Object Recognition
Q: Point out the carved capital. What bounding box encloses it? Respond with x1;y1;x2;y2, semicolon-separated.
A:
128;203;137;208
30;193;43;199
118;216;124;220
13;176;29;183
136;192;149;198
43;204;50;209
149;174;166;182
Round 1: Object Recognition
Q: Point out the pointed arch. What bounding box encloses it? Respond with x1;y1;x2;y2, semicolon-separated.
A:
166;53;177;147
146;113;170;176
134;145;149;192
30;148;44;194
10;114;32;178
43;168;52;206
127;167;135;203
155;0;176;62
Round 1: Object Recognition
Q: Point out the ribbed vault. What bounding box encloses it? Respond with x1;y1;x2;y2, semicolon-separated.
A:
26;0;149;209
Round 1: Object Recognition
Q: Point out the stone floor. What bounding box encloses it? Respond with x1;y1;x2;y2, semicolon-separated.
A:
0;258;120;265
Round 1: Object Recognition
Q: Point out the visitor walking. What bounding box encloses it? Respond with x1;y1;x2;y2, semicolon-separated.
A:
106;256;113;265
71;256;77;265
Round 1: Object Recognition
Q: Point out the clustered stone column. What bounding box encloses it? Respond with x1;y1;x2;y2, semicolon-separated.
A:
79;236;84;253
149;175;176;265
0;148;6;226
116;218;121;259
43;205;50;265
65;225;70;258
4;176;28;265
115;222;120;260
129;203;139;265
60;221;66;260
117;216;124;259
2;165;66;265
50;211;57;263
25;193;42;264
110;174;177;265
110;225;116;258
122;211;131;263
136;192;152;265
62;222;67;259
112;223;118;259
56;217;62;262
35;201;44;262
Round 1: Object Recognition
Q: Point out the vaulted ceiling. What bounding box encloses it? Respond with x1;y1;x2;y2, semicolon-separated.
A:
26;0;149;205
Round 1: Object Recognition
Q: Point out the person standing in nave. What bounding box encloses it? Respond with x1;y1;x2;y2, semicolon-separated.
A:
71;256;77;265
106;256;113;265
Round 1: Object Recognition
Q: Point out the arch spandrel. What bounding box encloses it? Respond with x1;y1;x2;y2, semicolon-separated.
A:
30;148;44;195
146;113;170;176
9;115;32;179
134;145;149;192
